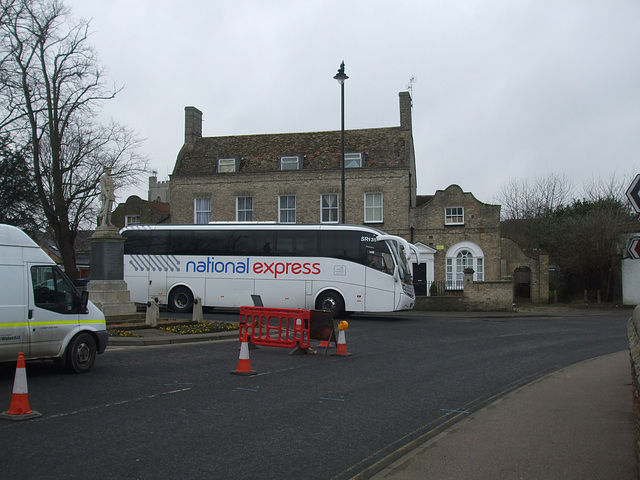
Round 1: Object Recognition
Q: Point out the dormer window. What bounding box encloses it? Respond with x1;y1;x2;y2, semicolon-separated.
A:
218;157;239;173
344;152;363;168
280;155;302;170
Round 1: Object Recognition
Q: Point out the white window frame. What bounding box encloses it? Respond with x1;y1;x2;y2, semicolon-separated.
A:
194;197;211;224
320;194;339;223
445;206;464;225
279;195;296;224
445;242;484;289
218;158;238;173
344;152;363;168
125;215;141;226
280;155;301;171
236;196;253;222
364;192;383;223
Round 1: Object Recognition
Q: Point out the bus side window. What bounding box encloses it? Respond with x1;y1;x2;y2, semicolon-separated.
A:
366;249;391;274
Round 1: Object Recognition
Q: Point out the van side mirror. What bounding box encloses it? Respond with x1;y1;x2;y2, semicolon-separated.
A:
80;290;89;312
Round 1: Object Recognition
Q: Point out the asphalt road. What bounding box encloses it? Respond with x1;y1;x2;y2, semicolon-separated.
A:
0;309;630;479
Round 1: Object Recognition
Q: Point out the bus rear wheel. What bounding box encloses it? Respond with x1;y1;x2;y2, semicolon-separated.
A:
316;290;345;319
169;286;194;313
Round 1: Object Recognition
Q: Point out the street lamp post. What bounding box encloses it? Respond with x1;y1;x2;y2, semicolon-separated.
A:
334;61;348;224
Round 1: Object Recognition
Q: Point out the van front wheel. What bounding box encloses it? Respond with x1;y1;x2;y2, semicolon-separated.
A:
66;333;96;374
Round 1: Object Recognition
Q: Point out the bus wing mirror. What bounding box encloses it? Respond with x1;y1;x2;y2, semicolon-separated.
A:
376;234;418;263
409;244;421;264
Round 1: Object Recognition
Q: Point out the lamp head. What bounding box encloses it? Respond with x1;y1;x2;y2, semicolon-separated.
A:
333;61;348;85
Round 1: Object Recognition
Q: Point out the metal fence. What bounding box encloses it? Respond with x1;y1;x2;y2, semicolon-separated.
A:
426;280;464;297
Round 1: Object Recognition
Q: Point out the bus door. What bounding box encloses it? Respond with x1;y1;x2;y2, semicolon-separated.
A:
363;245;396;311
147;260;168;304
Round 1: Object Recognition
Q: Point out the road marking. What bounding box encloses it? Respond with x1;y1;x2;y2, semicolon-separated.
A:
235;387;260;392
0;388;192;428
441;408;470;415
319;396;345;403
164;381;193;387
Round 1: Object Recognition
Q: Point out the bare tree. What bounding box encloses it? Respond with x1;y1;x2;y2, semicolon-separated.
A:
583;171;638;210
0;0;147;277
495;173;574;220
498;171;635;301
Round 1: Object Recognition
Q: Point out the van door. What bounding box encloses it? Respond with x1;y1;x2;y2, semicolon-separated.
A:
28;265;80;357
0;264;28;360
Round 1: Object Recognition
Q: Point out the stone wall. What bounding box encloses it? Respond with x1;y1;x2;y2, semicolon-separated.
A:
461;269;513;311
626;305;640;471
414;296;465;311
501;237;549;304
413;270;513;311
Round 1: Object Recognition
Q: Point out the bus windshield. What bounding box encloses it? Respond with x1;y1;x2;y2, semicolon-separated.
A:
387;240;413;285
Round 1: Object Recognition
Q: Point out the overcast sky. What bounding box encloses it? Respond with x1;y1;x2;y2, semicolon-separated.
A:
66;0;639;205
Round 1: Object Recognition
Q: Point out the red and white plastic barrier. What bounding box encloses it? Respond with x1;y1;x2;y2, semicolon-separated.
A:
239;306;311;350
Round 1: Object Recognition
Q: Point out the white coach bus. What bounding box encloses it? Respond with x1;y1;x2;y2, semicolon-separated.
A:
120;223;419;318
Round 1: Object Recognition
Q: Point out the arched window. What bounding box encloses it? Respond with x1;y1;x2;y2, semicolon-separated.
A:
445;242;484;289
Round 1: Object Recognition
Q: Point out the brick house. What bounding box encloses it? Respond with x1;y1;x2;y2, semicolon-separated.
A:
167;92;547;304
111;195;170;230
169;92;416;238
410;185;502;292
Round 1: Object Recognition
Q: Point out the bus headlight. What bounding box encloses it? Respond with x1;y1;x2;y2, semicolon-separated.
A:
402;282;414;298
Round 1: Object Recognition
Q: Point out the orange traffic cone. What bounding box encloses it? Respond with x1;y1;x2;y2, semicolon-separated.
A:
332;323;352;357
231;332;257;376
319;339;333;348
0;352;42;421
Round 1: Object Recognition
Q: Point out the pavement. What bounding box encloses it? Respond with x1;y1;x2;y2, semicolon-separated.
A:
107;322;639;480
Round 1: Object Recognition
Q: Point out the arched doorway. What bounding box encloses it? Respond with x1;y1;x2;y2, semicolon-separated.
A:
513;266;532;300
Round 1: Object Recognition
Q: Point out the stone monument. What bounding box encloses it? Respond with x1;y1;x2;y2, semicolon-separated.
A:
87;167;137;318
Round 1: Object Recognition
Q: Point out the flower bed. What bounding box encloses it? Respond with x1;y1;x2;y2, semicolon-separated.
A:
108;329;141;338
158;321;238;335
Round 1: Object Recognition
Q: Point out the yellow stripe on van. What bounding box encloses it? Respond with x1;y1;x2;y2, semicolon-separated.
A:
1;319;106;328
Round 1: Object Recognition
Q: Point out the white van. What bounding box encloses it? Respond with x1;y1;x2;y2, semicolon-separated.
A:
0;224;108;373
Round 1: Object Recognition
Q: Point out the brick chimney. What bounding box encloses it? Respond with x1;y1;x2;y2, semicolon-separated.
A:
399;92;412;131
184;106;202;147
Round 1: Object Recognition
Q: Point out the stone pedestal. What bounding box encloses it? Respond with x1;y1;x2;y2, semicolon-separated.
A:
88;226;137;317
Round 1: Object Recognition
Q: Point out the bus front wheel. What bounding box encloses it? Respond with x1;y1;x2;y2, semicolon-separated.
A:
169;286;194;313
316;291;345;319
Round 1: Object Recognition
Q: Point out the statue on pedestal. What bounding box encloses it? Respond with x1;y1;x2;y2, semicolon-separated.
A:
90;166;137;318
98;166;115;228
